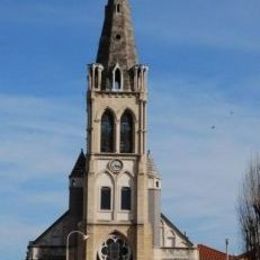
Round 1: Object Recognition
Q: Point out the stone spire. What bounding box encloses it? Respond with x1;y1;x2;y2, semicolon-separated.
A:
96;0;138;70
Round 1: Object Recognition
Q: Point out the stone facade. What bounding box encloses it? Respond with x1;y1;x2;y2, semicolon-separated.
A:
26;0;199;259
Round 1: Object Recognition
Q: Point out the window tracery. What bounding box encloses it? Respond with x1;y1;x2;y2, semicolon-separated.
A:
98;235;131;260
120;111;134;153
101;110;115;153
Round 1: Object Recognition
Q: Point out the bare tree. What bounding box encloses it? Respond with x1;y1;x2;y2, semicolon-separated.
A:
238;157;260;259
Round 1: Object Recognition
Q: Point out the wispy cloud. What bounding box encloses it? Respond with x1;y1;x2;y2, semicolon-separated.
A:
0;93;84;259
0;1;97;26
135;0;260;52
148;76;260;253
0;94;84;179
0;220;45;260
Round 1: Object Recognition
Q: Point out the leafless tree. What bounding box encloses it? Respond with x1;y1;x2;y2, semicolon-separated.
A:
238;157;260;259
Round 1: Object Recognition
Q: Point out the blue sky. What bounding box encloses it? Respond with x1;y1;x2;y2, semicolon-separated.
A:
1;0;260;259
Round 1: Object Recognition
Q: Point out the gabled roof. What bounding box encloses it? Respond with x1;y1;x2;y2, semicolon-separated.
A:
69;150;86;178
198;244;237;260
161;213;193;247
31;211;69;245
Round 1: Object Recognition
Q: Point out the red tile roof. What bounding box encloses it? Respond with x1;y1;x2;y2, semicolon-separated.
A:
198;244;237;260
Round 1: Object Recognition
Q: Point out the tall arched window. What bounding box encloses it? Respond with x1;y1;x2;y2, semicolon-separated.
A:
114;68;121;90
120;111;134;153
101;186;111;210
121;187;131;210
94;67;99;89
101;110;114;153
116;4;121;13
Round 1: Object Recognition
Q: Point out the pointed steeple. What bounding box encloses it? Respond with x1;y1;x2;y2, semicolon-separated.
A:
97;0;138;70
89;0;147;91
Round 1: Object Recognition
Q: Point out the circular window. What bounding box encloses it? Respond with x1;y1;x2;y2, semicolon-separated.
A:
108;159;123;173
98;235;131;260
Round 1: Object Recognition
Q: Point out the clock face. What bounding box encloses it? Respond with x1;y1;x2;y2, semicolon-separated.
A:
109;160;123;173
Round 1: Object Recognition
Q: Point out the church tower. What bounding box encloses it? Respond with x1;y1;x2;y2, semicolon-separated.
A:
26;1;198;259
84;0;161;259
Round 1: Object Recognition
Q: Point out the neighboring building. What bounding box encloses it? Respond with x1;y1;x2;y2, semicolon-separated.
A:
198;244;237;260
26;0;200;259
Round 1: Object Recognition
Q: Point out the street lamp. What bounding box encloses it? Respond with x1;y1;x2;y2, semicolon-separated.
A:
225;238;229;260
66;230;89;260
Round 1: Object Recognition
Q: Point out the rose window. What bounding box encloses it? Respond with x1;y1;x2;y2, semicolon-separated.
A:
98;235;131;260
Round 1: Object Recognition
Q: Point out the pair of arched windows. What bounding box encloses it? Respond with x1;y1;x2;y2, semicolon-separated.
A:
101;110;134;153
100;186;131;211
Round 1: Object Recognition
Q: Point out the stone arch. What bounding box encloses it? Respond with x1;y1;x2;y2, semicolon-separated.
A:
96;107;119;122
96;171;115;211
118;171;134;186
95;170;115;184
119;108;137;123
167;230;176;247
118;172;134;211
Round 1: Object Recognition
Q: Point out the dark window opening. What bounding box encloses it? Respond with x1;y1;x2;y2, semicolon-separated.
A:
115;34;121;41
120;111;134;153
121;187;131;210
116;4;121;13
156;181;159;188
101;110;114;153
101;187;111;210
114;68;121;90
94;68;99;88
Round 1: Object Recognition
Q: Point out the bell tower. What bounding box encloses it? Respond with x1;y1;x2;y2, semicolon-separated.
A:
84;0;160;259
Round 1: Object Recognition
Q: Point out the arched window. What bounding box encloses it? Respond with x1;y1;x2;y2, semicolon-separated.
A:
101;110;114;153
94;67;99;89
167;232;176;247
121;187;131;210
114;68;121;90
101;186;111;210
120;111;134;153
116;4;121;13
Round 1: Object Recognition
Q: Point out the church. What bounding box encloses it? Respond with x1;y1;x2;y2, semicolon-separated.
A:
26;0;199;259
